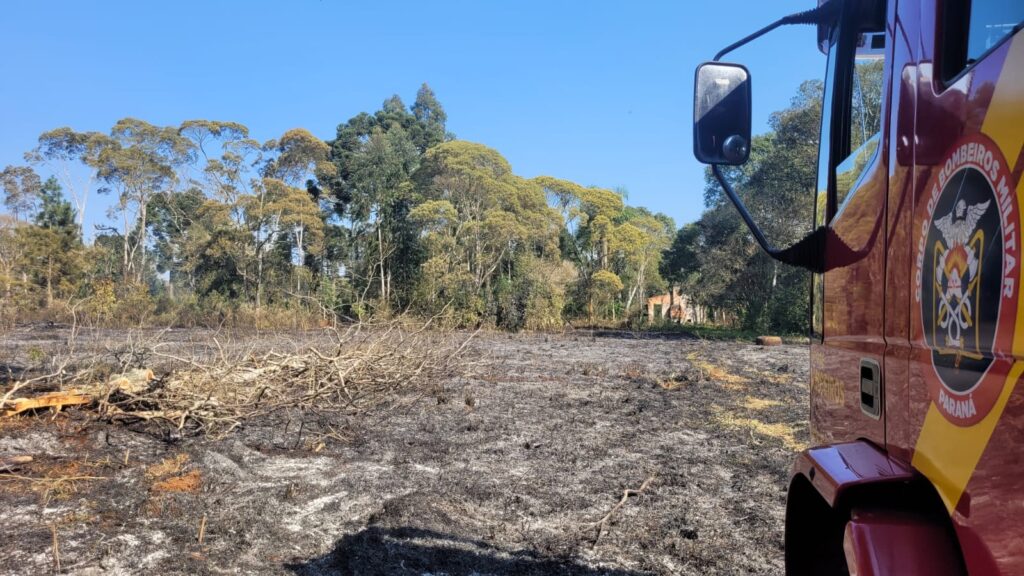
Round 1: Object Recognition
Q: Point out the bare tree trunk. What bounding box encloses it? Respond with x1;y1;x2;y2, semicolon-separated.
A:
256;254;264;310
46;257;53;308
138;200;148;284
378;226;388;308
122;209;130;284
295;224;305;293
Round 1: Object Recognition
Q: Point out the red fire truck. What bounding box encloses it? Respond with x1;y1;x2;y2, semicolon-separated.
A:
693;0;1024;573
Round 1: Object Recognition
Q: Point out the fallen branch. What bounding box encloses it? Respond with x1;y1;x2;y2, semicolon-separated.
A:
51;523;60;573
2;391;93;417
0;473;108;483
0;455;33;472
2;321;475;440
592;475;657;547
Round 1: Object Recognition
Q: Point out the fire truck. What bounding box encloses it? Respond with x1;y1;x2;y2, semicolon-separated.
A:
693;0;1024;573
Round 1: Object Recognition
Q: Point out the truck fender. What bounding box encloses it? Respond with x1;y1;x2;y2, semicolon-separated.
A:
791;441;915;506
785;441;965;575
843;509;966;576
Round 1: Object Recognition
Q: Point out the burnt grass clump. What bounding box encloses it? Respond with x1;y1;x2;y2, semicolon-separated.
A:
0;328;808;575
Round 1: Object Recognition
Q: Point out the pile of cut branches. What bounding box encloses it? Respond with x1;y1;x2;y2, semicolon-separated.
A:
2;322;475;438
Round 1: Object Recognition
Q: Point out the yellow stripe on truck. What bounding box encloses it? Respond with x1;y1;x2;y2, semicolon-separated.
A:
913;361;1024;512
912;34;1024;514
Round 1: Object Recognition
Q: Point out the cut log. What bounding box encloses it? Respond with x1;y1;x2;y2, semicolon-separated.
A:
756;336;783;346
2;391;93;417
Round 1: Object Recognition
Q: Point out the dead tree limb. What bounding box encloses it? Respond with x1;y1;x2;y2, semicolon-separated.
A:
592;475;657;547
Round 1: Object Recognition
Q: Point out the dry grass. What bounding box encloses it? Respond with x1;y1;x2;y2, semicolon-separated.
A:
755;370;790;385
741;396;783;410
0;459;108;504
713;407;805;452
686;352;747;389
146;453;189;479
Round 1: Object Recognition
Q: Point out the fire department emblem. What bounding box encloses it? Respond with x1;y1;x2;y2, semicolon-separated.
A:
914;133;1018;426
932;198;990;365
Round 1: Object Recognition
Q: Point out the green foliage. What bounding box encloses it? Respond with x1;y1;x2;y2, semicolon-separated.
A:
662;80;822;334
3;85;698;331
0;165;42;221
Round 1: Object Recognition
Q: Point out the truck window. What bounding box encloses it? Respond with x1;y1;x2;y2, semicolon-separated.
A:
835;33;885;213
942;0;1024;82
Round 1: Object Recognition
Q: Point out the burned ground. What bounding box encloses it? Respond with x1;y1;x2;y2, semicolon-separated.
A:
0;328;808;575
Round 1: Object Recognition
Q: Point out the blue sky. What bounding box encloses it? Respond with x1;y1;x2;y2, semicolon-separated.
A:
0;0;823;234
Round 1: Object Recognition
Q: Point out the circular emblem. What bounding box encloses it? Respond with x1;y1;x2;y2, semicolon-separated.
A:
913;133;1019;426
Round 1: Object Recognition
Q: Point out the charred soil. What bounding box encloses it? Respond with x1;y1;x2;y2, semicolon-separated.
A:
0;328;808;575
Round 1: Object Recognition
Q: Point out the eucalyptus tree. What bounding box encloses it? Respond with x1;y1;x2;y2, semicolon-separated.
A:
347;125;419;309
611;208;674;317
92;119;195;284
172;120;264;299
262;129;335;294
534;176;629;320
0;165;42;222
411;141;560;325
325;93;443;311
25;128;107;230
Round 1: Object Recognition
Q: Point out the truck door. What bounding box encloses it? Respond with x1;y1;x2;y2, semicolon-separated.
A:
810;0;890;449
906;1;1024;572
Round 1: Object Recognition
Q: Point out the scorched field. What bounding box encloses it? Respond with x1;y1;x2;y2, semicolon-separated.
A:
0;325;809;575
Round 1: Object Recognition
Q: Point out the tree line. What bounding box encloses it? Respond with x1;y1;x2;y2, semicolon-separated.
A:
1;82;818;333
1;85;680;329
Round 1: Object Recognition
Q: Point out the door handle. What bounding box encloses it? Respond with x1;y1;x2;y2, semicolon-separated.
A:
860;358;882;419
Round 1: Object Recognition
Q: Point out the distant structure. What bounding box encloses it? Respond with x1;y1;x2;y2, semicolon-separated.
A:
646;287;706;324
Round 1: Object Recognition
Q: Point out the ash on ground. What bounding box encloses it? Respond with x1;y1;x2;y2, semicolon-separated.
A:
0;329;808;575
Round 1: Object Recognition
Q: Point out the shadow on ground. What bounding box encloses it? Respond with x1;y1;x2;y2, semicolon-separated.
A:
285;526;648;576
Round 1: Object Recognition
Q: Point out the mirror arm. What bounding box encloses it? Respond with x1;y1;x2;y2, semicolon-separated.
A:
713;20;786;61
708;0;840;272
712;164;777;254
712;164;826;273
713;1;841;61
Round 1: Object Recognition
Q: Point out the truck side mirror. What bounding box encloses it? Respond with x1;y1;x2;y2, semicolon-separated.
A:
693;62;752;165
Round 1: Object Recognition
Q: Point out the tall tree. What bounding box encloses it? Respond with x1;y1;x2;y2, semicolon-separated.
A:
93;118;195;284
412;141;560;325
0;165;42;222
410;83;448;152
25;128;107;230
18;178;84;307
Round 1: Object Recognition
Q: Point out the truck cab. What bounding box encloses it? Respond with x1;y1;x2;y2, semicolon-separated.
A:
694;0;1024;573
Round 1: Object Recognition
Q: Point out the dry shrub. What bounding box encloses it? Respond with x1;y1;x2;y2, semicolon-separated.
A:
99;321;473;437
